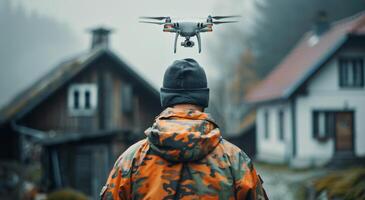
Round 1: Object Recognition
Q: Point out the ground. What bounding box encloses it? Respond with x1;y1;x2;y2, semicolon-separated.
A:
254;162;328;200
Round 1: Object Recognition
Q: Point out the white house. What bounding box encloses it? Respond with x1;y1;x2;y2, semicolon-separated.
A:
245;12;365;168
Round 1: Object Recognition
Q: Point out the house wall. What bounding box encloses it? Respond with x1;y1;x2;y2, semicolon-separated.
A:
21;65;100;132
256;101;292;163
293;47;365;166
25;53;161;198
20;56;160;135
226;126;257;158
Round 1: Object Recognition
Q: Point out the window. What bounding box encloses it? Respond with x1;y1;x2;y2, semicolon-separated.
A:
339;57;364;88
278;110;285;141
264;111;269;139
85;91;91;109
313;111;335;140
73;90;80;109
68;84;98;116
121;83;133;113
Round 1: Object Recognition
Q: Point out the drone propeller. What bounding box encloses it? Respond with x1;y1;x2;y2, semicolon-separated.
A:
139;21;165;25
140;16;170;20
212;21;239;24
211;15;241;20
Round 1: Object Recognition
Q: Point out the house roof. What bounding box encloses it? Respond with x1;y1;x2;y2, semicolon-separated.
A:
245;12;365;104
0;48;159;124
40;129;130;146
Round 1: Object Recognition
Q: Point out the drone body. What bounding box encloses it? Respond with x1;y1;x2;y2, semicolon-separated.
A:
140;15;240;53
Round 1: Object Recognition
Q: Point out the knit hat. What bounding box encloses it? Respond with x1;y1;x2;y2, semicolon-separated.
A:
160;58;209;108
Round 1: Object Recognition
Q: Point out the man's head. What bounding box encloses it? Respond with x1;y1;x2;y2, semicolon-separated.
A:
160;58;209;109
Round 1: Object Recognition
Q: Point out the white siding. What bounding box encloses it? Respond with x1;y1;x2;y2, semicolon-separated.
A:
256;102;292;163
294;49;365;166
256;48;365;168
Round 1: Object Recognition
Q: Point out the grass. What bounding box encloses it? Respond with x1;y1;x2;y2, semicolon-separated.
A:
254;161;290;171
313;167;365;200
294;184;307;200
254;160;318;173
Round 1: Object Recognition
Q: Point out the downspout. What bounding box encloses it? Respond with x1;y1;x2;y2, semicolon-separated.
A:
51;148;62;188
290;98;297;159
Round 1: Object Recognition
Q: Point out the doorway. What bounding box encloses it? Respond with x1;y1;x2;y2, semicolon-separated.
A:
335;112;354;153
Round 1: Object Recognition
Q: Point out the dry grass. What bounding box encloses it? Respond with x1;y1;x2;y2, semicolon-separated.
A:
313;168;365;200
47;188;89;200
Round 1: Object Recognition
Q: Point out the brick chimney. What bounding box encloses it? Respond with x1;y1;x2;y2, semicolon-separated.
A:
313;11;330;36
90;27;112;50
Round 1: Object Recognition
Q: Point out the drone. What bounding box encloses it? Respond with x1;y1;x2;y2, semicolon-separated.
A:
139;15;240;53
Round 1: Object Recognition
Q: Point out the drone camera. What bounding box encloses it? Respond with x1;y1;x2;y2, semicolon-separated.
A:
181;40;195;47
164;24;174;29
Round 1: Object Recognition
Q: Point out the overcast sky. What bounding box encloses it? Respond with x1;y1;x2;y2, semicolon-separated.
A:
11;0;244;88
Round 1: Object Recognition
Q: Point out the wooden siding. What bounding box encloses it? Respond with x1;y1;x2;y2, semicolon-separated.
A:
19;56;161;135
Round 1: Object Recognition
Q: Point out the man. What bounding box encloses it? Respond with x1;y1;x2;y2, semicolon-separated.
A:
101;58;268;200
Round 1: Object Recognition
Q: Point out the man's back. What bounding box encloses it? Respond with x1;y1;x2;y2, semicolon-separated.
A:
101;108;267;200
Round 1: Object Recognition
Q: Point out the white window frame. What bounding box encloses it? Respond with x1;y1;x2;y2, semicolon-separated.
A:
339;57;364;88
68;84;98;116
313;111;335;141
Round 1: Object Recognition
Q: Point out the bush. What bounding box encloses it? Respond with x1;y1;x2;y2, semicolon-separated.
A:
47;188;88;200
313;168;365;200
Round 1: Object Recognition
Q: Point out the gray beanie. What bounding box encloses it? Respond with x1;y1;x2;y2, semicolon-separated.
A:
160;58;209;108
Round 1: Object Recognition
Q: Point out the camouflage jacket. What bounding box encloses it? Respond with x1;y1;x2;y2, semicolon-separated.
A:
101;107;268;200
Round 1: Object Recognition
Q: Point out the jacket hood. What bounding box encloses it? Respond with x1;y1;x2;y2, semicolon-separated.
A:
144;107;222;162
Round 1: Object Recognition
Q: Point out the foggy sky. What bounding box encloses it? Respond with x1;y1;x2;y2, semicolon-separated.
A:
12;0;235;82
0;0;247;108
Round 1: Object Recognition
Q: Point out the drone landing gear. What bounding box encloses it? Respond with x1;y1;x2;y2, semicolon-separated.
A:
196;32;202;53
174;32;179;53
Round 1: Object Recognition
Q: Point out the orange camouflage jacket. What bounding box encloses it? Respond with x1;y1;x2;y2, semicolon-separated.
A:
101;107;268;200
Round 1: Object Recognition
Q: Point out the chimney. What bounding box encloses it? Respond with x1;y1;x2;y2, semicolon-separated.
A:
90;27;112;50
313;11;330;36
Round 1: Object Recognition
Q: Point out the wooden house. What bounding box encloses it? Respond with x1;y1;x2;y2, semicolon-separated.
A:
225;110;257;159
0;27;161;199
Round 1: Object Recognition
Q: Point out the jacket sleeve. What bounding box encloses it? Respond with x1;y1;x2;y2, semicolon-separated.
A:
100;140;146;200
100;155;132;200
240;167;268;200
232;151;268;200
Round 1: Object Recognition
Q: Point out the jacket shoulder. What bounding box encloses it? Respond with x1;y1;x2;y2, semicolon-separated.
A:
219;139;253;170
114;139;147;169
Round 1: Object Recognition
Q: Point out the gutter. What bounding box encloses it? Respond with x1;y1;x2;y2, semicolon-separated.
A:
290;98;297;158
11;121;47;142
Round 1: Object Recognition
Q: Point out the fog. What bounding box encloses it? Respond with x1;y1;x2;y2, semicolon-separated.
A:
1;0;364;132
1;0;240;107
1;1;365;199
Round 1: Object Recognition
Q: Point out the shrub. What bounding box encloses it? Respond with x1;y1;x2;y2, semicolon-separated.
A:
47;188;88;200
313;168;365;200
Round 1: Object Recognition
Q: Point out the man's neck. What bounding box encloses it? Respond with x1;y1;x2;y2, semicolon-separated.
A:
172;104;204;112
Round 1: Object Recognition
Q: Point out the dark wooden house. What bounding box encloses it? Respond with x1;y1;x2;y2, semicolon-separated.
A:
226;110;257;159
0;27;161;199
